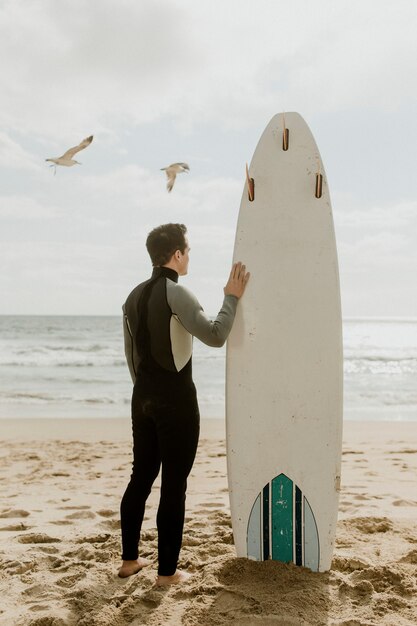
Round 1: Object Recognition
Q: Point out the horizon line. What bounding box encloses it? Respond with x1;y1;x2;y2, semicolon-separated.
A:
1;314;417;322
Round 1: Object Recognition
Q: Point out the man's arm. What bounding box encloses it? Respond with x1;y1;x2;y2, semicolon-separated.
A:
167;261;249;347
122;305;136;384
167;282;238;347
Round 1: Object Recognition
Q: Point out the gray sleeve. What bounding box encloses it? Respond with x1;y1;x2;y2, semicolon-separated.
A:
122;304;136;384
167;281;238;347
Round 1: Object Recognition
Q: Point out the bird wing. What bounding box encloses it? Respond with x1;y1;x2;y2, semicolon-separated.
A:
165;168;177;192
61;135;93;159
167;162;189;172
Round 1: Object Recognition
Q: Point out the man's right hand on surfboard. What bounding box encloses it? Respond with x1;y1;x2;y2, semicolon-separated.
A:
224;262;250;299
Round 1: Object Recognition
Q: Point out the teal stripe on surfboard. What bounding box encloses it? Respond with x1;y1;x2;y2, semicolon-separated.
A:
271;474;293;562
246;473;320;571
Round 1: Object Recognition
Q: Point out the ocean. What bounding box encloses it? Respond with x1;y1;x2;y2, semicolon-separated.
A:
1;315;416;421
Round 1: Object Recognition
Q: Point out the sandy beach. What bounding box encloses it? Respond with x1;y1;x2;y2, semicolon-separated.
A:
0;418;416;626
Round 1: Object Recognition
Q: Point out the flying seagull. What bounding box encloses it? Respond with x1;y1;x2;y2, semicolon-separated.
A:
46;135;94;174
160;162;189;192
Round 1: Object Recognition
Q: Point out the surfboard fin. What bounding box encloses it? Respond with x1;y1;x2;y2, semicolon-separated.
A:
315;173;323;198
282;113;289;151
245;163;255;202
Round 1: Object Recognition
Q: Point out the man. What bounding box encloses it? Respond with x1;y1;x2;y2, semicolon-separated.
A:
119;223;249;585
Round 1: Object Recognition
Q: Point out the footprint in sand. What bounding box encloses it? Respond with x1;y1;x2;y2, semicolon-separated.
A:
196;508;221;515
47;555;71;571
211;511;232;527
331;556;370;572
97;509;116;518
72;545;96;561
0;508;30;518
3;559;35;574
390;449;417;454
99;519;121;530
57;505;91;510
335;619;374;626
18;533;61;544
200;502;224;508
26;613;67;625
392;499;417;507
75;533;111;544
352;564;412;594
211;590;261;618
22;583;48;598
55;573;85;588
188;520;206;528
347;517;393;534
400;549;417;564
335;539;353;548
65;511;96;520
338;579;375;597
0;522;32;531
182;535;200;546
29;604;52;612
38;545;59;554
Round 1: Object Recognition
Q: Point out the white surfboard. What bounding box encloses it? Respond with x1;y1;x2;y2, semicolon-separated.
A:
226;112;343;572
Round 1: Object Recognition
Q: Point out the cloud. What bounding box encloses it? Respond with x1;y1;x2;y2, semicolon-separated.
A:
0;194;57;219
1;1;416;316
0;165;242;314
334;198;417;315
334;197;417;230
0;132;41;171
283;4;417;113
2;0;416;140
2;163;416;316
0;0;201;138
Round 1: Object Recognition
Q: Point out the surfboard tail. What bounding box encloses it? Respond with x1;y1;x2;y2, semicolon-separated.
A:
247;473;320;572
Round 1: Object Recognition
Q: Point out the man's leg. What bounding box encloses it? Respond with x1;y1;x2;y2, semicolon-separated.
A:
155;387;200;581
119;388;161;573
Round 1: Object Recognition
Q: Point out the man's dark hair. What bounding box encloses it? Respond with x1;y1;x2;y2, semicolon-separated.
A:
146;223;187;266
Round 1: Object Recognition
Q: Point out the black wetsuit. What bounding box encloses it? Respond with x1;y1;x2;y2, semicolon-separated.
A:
120;266;237;575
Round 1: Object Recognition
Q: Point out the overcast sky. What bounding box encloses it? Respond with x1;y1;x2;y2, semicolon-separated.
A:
1;0;416;317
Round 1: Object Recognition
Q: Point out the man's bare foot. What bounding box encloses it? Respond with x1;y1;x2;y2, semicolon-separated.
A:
155;569;192;587
118;557;151;578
